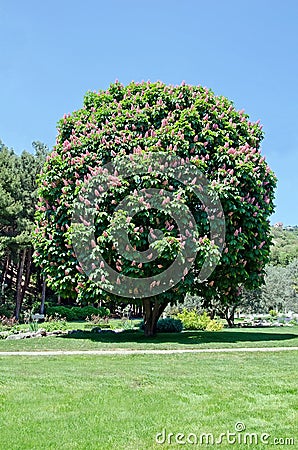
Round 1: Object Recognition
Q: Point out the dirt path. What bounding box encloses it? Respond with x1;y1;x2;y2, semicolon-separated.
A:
0;346;297;356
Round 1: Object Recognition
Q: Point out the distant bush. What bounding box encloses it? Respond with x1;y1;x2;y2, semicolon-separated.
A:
46;306;77;321
46;305;110;321
139;318;183;333
0;305;13;317
42;320;68;332
75;306;110;320
205;319;224;331
177;310;223;331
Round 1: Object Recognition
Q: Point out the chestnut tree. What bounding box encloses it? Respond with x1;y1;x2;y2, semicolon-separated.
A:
33;81;276;335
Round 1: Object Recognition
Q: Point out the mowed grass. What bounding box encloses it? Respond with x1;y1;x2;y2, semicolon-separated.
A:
0;351;297;449
0;326;297;352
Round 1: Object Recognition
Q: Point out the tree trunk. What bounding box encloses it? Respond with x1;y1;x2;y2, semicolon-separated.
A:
1;253;10;296
40;275;46;314
21;247;32;302
208;308;216;320
6;257;14;289
142;297;168;337
224;306;236;327
14;249;27;320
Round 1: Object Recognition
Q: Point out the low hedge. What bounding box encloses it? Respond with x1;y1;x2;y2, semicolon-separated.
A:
46;305;110;321
139;317;183;333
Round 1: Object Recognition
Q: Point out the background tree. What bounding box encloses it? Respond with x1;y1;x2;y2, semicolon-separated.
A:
0;140;48;318
33;81;276;335
270;226;298;266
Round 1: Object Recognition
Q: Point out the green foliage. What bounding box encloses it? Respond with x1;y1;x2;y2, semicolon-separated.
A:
261;263;297;313
46;306;77;321
75;305;110;320
42;320;68;332
270;226;298;266
0;140;48;248
46;305;110;321
0;304;13;318
177;309;202;330
0;140;48;320
177;309;223;331
139;317;183;333
120;319;136;331
205;318;224;331
29;321;39;332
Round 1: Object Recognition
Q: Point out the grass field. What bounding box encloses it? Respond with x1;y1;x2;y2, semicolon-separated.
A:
1;328;297;449
0;351;297;449
0;326;297;352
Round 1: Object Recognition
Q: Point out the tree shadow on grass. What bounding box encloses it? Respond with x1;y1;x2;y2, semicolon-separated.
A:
60;328;298;346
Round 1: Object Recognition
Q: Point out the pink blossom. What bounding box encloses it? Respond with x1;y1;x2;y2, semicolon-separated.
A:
76;265;83;274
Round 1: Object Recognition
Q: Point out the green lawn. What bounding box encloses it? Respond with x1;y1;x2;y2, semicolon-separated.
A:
0;326;297;352
0;351;297;449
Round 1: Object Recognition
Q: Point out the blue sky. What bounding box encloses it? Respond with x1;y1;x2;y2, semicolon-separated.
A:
0;0;297;225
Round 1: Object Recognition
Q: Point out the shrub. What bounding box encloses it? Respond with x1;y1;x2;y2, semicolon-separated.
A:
139;318;183;333
74;305;110;320
0;316;18;328
0;306;12;317
177;310;223;331
205;319;224;331
176;309;201;330
46;306;77;321
45;305;110;321
42;320;68;332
